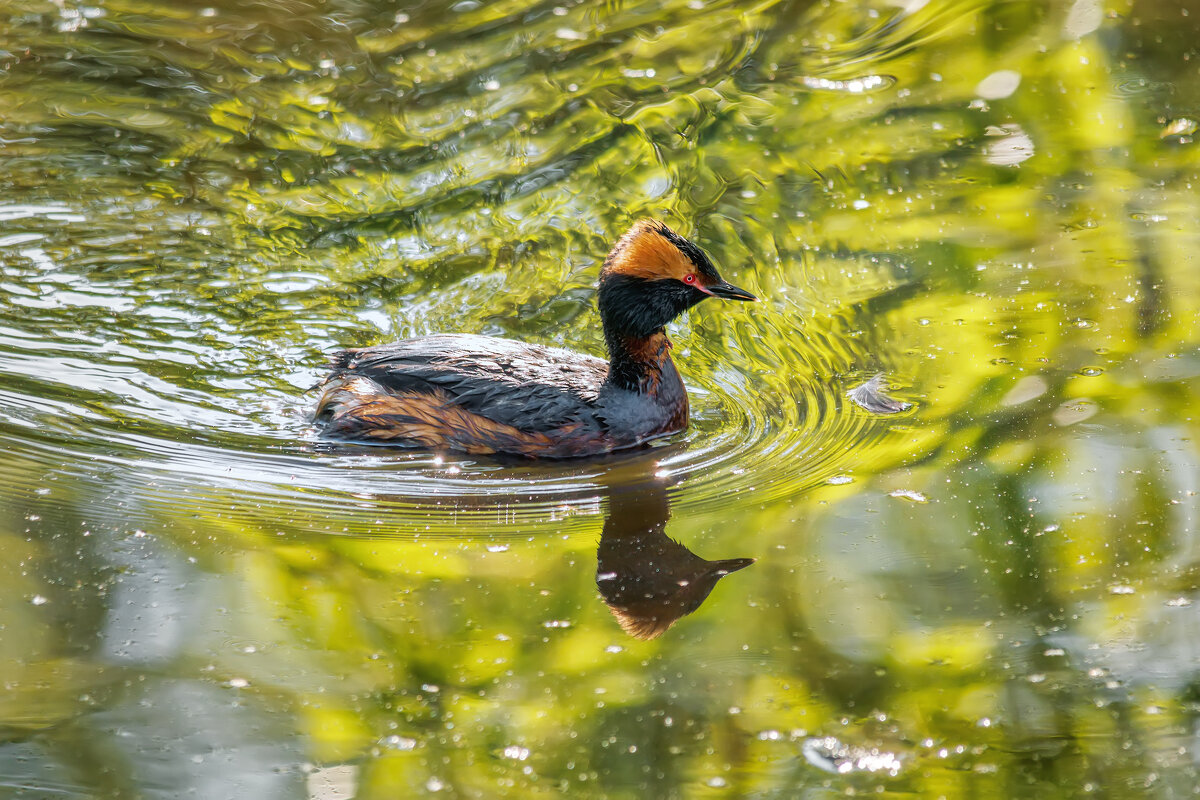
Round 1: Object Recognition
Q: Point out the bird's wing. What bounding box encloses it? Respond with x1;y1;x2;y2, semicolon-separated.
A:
327;334;610;431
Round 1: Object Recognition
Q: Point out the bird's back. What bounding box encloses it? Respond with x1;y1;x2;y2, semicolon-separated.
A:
316;334;624;457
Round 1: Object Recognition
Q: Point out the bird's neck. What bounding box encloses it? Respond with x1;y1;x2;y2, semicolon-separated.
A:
605;328;677;394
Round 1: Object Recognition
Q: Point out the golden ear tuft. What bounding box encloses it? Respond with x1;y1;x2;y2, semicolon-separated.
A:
603;219;694;282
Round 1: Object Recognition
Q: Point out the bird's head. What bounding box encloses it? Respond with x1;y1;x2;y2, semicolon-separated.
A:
597;219;756;340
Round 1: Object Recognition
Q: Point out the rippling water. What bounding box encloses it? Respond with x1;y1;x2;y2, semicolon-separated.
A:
2;0;1200;796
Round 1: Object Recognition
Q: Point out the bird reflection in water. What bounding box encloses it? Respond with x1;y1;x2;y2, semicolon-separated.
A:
596;478;754;639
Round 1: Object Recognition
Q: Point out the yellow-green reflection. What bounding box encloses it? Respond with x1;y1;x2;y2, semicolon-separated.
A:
1;0;1199;796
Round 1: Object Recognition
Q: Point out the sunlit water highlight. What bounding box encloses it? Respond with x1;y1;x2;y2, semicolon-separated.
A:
2;0;1200;797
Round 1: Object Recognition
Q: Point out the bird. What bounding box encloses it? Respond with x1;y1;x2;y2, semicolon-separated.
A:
315;219;756;458
596;479;754;639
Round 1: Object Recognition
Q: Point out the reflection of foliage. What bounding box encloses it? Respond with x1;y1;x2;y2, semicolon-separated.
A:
1;0;1199;797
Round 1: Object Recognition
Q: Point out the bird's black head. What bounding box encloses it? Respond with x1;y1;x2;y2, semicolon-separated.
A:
597;219;756;343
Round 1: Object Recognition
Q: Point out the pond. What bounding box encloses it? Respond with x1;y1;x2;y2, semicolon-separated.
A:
2;0;1199;796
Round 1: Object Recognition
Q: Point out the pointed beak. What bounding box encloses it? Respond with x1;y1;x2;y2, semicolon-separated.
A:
713;557;756;575
704;280;757;302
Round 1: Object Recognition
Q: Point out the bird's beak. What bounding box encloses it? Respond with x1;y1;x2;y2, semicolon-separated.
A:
713;557;756;575
705;280;758;302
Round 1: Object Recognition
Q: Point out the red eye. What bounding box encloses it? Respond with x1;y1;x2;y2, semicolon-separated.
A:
684;274;696;284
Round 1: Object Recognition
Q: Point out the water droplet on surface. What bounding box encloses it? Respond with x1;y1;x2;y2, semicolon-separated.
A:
382;735;417;751
802;736;903;776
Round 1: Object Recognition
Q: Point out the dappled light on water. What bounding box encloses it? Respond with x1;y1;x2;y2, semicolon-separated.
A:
2;0;1200;796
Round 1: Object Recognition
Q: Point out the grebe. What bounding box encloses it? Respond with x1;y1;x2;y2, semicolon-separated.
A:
315;219;756;458
597;479;754;639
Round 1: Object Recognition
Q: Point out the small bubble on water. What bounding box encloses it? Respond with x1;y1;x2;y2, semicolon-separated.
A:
827;475;853;485
30;595;48;606
1109;584;1135;595
1166;597;1193;607
503;745;530;761
227;677;249;688
487;544;509;553
706;777;727;788
383;735;417;751
605;644;624;653
1078;366;1104;376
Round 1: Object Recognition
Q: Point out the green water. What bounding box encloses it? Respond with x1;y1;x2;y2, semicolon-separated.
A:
2;0;1199;796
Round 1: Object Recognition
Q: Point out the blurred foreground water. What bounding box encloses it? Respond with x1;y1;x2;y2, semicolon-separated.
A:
2;0;1199;796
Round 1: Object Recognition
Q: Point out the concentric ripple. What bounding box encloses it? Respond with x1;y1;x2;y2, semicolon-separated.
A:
0;215;917;539
0;0;970;541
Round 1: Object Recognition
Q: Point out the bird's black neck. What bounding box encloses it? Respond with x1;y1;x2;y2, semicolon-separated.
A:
605;328;674;393
598;273;684;394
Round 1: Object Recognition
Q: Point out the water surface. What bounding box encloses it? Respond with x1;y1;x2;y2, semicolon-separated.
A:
2;0;1200;796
